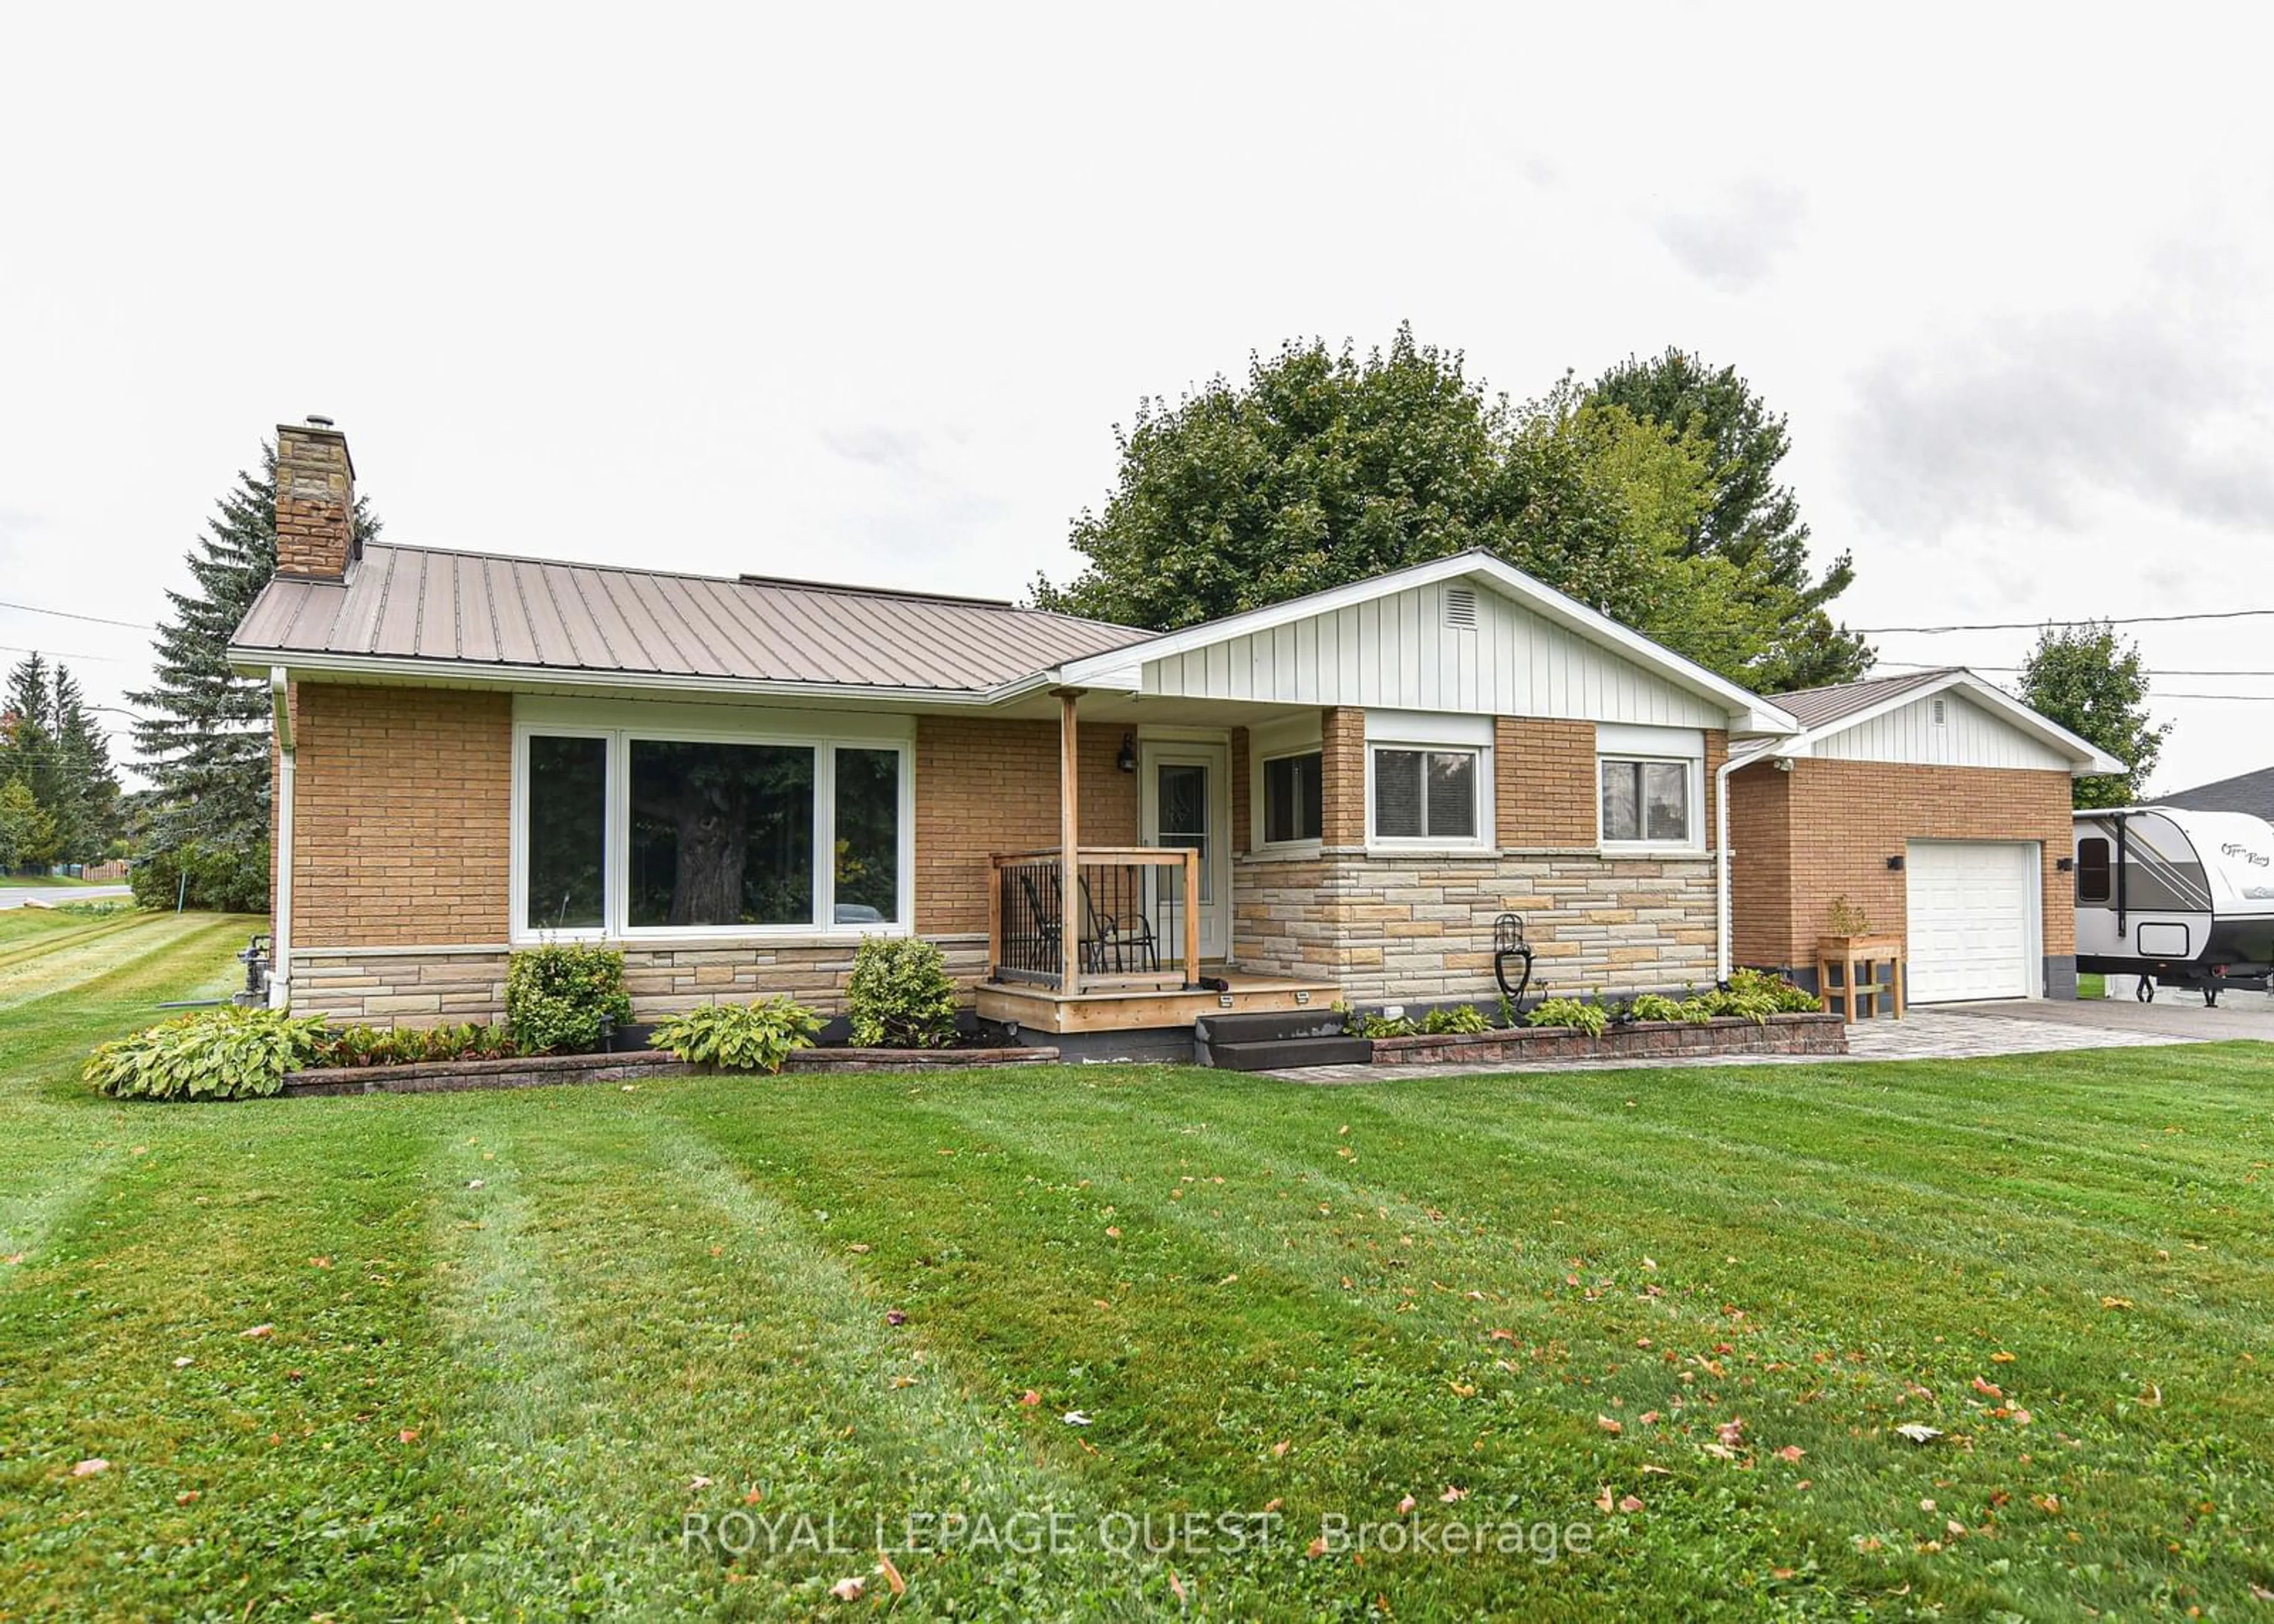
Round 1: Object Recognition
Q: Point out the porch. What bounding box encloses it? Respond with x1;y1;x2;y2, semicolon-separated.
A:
972;689;1338;1034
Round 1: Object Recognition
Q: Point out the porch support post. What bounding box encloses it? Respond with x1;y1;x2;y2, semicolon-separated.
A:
1182;845;1201;990
1055;689;1083;998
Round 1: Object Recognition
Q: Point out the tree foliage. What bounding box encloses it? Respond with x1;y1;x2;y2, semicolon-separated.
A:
2019;623;2167;809
1588;348;1871;690
1032;327;1868;692
0;651;122;869
129;443;380;856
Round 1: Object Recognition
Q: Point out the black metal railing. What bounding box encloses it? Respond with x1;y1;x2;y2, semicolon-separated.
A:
992;850;1184;988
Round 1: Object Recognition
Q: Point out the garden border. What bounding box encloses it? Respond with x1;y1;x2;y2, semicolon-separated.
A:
1365;1011;1846;1066
281;1044;1060;1097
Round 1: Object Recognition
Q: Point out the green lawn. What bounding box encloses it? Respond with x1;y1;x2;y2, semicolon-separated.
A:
0;872;118;887
4;911;2273;1617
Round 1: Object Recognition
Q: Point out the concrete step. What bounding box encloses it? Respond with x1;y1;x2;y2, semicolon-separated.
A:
1194;1008;1349;1047
1205;1035;1373;1072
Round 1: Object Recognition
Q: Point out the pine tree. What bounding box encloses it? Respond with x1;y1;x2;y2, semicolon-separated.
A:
129;444;379;853
0;653;124;867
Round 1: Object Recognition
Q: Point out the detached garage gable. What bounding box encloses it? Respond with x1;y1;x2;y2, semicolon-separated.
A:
1728;668;2122;1003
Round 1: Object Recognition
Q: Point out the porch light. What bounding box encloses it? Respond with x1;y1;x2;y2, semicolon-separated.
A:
1886;855;1905;871
1116;732;1138;773
2055;856;2076;872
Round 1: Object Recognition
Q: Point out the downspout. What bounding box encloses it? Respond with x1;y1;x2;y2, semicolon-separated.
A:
1714;750;1746;984
269;668;294;1009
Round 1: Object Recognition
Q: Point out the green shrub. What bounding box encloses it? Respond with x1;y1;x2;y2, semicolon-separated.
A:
1726;967;1822;1013
649;998;823;1073
304;1022;517;1070
505;944;633;1055
845;936;959;1049
1626;993;1687;1022
1675;996;1720;1024
1357;1012;1419;1038
129;842;272;914
1420;1003;1490;1035
1524;996;1608;1037
84;1007;329;1101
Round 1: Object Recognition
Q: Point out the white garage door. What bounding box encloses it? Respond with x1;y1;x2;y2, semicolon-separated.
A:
1904;840;2039;1002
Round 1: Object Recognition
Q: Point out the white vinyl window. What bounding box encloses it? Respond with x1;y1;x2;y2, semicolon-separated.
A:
1598;757;1697;848
1369;745;1484;845
513;718;913;941
1260;750;1324;846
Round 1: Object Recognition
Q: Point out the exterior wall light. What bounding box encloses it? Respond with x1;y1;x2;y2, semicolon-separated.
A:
1116;732;1138;773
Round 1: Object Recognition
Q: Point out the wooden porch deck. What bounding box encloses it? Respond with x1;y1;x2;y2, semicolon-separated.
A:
975;971;1340;1035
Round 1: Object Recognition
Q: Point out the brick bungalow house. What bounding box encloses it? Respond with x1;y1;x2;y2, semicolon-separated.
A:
228;420;2119;1038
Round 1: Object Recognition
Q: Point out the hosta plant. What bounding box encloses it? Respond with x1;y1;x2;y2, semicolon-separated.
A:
650;998;823;1073
85;1008;330;1102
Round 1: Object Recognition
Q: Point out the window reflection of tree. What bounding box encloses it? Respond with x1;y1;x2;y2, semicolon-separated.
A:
630;742;814;926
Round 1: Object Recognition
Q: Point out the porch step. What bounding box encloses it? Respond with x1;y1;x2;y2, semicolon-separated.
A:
1195;1009;1366;1070
1205;1035;1374;1072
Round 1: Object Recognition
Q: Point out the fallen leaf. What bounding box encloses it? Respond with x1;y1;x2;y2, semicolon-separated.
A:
1619;1494;1644;1513
72;1459;108;1478
847;1243;871;1254
1640;1464;1672;1476
1063;1411;1093;1426
1218;1274;1238;1287
2010;1408;2032;1426
1397;1494;1416;1514
1167;1570;1187;1604
1772;1567;1794;1580
466;1179;485;1190
829;1576;865;1602
308;1256;332;1269
2034;1493;2061;1513
1990;1350;2015;1363
1104;1226;1121;1238
1263;1497;1283;1513
1972;1375;2003;1399
690;1475;712;1490
885;1310;908;1326
175;1490;199;1505
1019;1390;1042;1407
398;1429;420;1444
1;1253;22;1266
240;1324;274;1340
1439;1485;1469;1503
1306;1536;1329;1558
2101;1296;2133;1311
1773;1445;1804;1464
889;1375;917;1390
1894;1423;1944;1445
173;1356;193;1368
1595;1485;1614;1513
1639;1410;1660;1424
1702;1442;1739;1460
1597;1415;1623;1435
878;1549;907;1597
1717;1417;1745;1446
1271;1439;1291;1458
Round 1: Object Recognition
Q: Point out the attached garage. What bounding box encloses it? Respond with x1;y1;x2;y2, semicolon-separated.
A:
1724;669;2122;1002
1903;839;2040;1002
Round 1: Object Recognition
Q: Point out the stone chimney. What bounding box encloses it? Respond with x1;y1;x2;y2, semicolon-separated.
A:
274;416;359;580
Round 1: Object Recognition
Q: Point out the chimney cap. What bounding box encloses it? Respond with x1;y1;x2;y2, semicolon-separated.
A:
305;414;336;428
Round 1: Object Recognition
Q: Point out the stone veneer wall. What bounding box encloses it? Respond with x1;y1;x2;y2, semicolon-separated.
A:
290;938;991;1028
1232;848;1717;1004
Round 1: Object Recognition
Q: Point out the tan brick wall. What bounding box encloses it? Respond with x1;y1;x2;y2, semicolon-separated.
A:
274;422;358;580
1229;727;1252;854
291;684;512;947
1493;718;1595;847
913;714;1139;937
1703;729;1729;845
1727;757;2075;971
1321;707;1366;847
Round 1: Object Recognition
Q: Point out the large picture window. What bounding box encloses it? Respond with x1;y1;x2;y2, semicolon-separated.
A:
525;735;608;931
516;723;908;939
1599;758;1694;845
1262;750;1323;845
1371;747;1480;842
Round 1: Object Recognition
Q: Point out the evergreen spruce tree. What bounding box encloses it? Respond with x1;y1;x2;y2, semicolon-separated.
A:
0;652;120;868
129;444;378;853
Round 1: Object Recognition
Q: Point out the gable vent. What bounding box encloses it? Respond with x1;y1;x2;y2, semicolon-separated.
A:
1932;698;1948;725
1443;586;1478;630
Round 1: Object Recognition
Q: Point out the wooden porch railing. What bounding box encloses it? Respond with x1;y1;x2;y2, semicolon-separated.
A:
988;845;1202;995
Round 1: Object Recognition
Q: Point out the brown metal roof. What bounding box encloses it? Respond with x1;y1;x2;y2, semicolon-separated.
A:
233;544;1152;692
1769;667;1960;729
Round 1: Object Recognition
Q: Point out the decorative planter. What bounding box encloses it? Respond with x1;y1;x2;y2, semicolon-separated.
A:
1363;1011;1846;1067
281;1043;1060;1097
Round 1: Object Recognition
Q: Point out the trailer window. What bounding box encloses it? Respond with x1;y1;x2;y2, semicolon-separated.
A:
2077;837;2111;903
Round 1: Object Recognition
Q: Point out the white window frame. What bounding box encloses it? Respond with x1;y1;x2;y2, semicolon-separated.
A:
510;699;916;946
1595;755;1703;851
1363;710;1493;853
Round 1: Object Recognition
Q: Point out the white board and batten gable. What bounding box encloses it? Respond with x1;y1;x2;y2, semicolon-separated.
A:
1766;670;2125;777
1055;553;1794;735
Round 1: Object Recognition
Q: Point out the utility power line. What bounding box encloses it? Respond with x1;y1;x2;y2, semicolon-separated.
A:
0;598;153;631
1856;606;2274;635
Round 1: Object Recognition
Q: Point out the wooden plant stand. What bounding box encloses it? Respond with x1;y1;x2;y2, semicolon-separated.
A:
1817;934;1906;1022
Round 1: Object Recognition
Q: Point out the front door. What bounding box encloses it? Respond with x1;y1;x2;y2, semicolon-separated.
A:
1139;741;1231;966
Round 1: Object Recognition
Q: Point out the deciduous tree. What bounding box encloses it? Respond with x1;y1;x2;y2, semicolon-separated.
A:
2019;623;2166;808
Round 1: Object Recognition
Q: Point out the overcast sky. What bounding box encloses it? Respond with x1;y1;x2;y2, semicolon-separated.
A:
4;4;2270;793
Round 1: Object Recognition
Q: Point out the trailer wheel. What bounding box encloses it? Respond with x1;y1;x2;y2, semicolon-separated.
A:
2137;977;2155;1003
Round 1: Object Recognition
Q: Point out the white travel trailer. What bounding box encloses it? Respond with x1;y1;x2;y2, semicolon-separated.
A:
2073;806;2274;1004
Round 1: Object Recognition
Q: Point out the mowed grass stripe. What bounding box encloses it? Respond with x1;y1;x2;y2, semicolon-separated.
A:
426;1094;1171;1621
671;1082;1808;1617
0;1098;460;1620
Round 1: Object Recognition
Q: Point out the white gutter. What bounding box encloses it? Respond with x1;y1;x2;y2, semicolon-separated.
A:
269;668;294;1010
1714;750;1745;983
